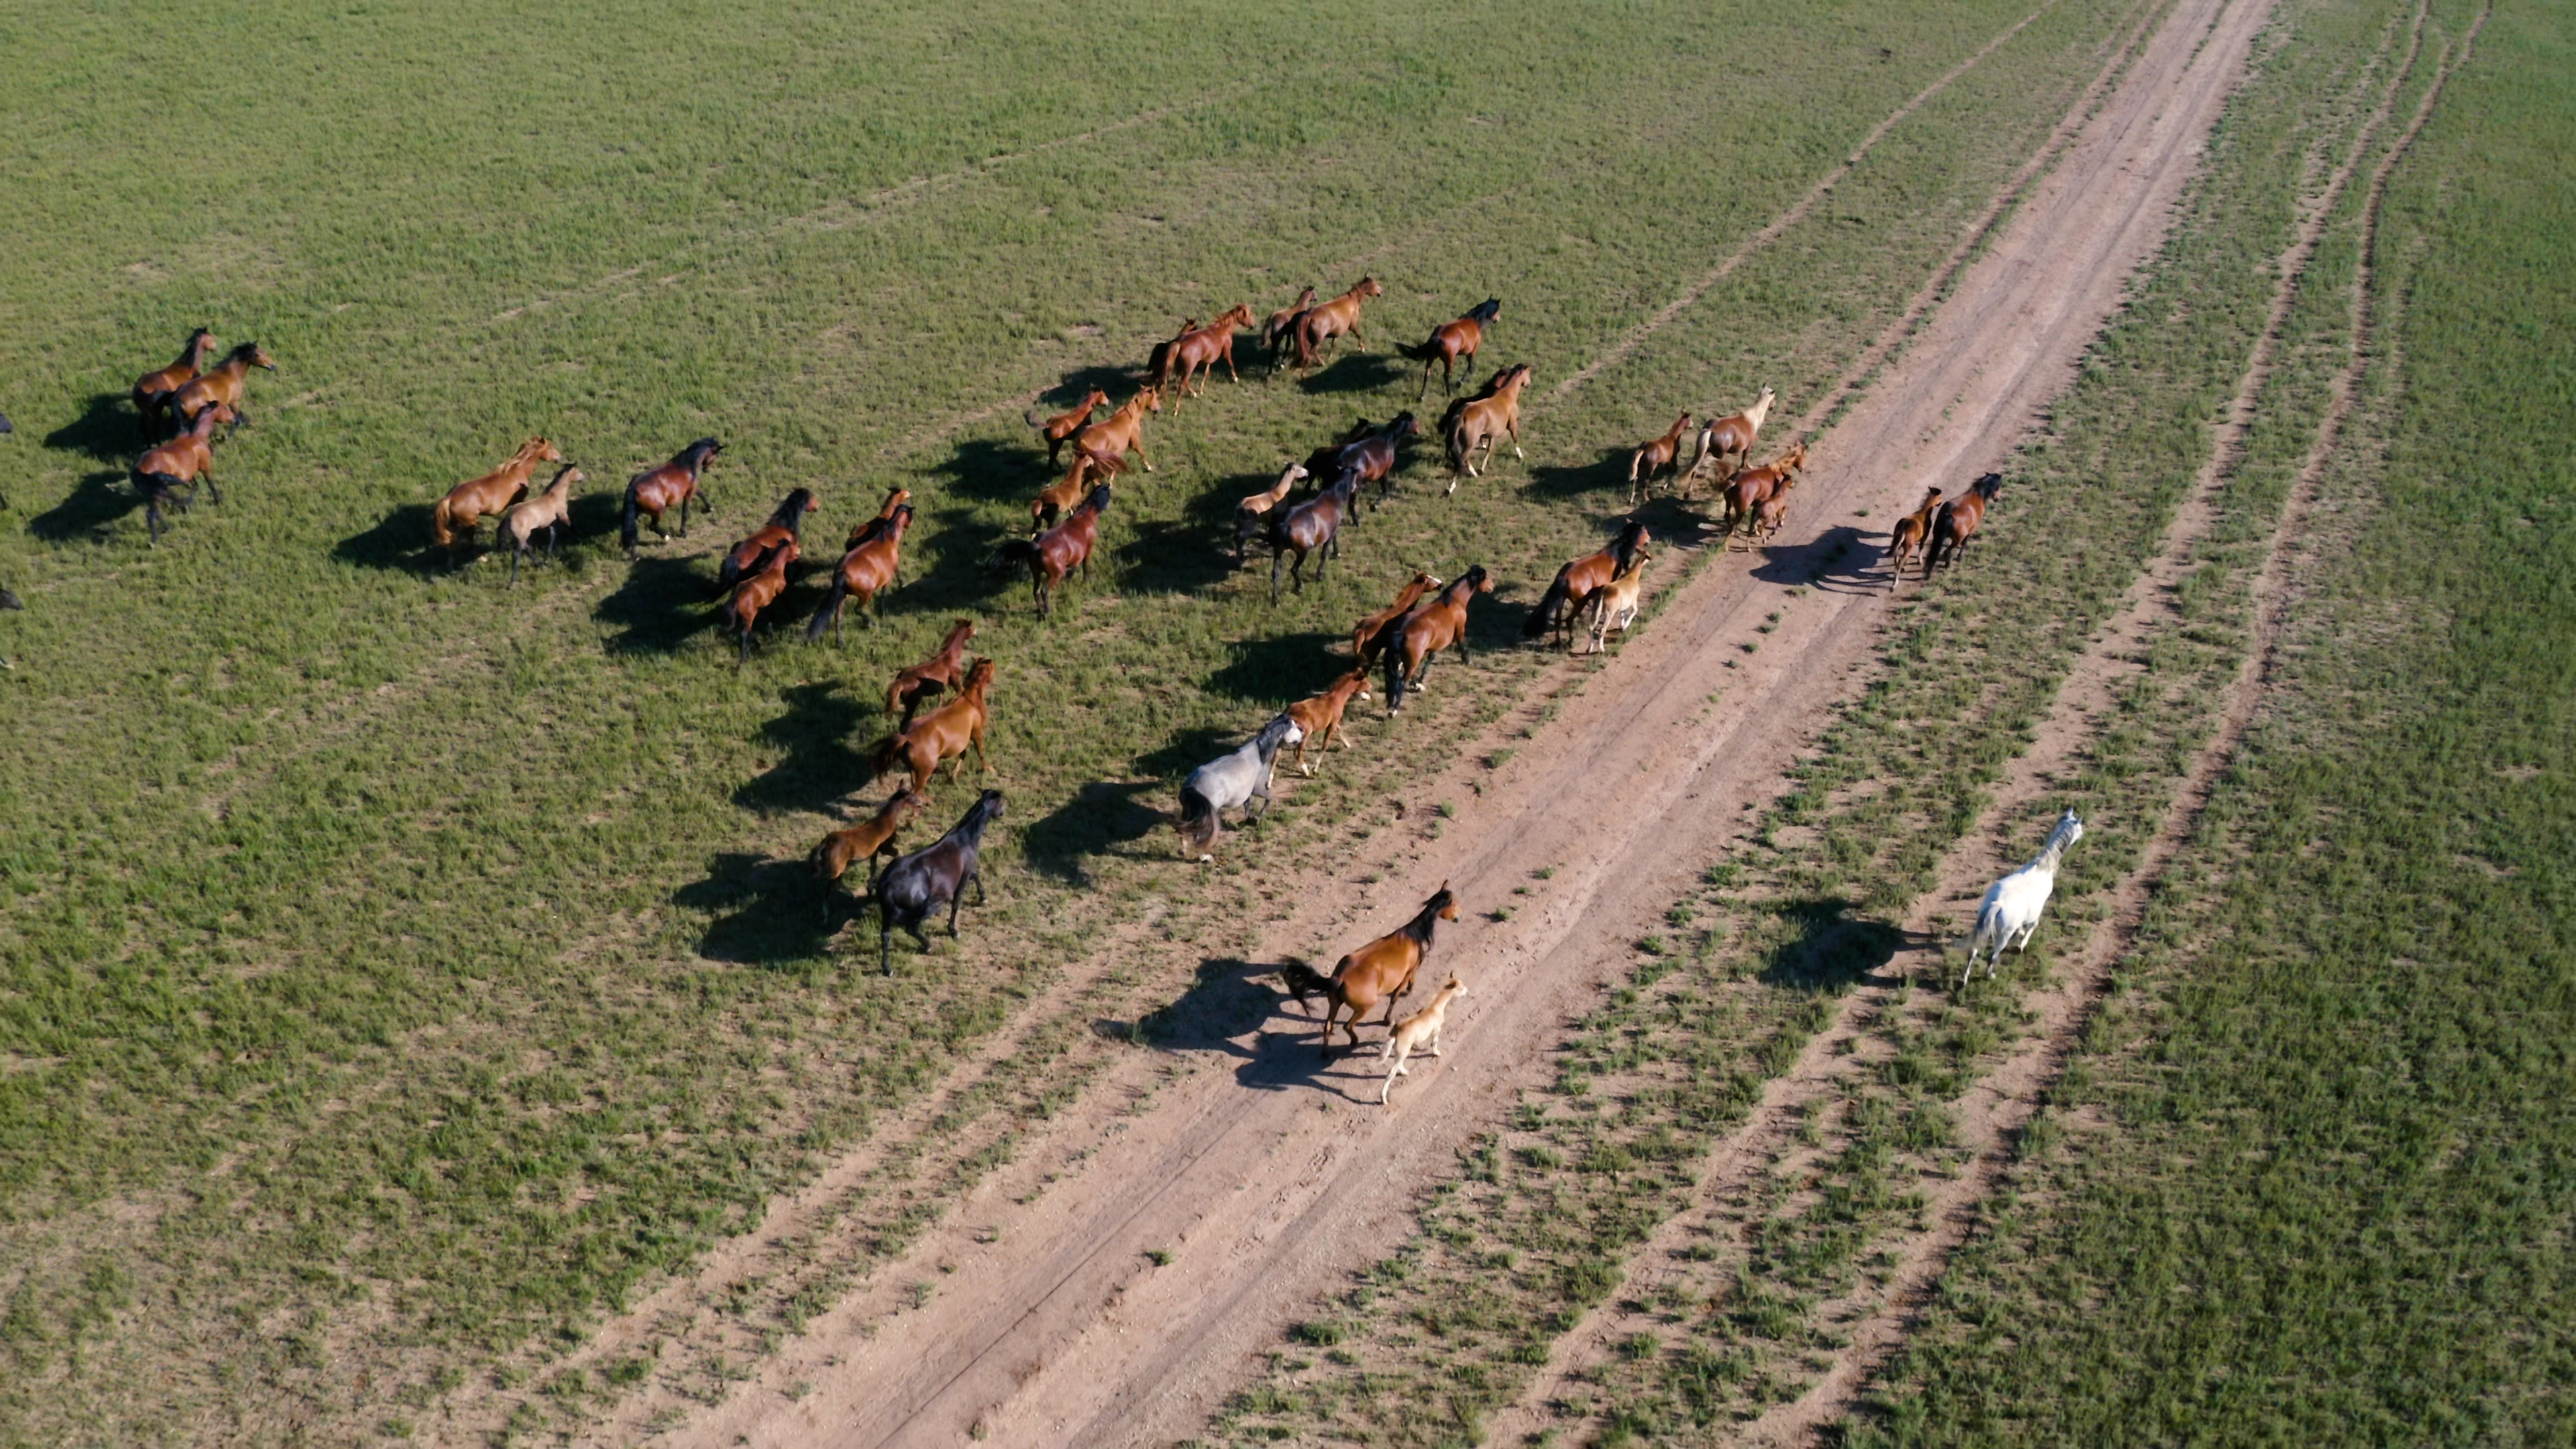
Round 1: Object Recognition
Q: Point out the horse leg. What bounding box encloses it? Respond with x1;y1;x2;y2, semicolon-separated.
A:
509;546;522;588
948;888;965;938
1270;551;1284;606
146;496;163;547
881;922;896;975
678;494;690;538
971;870;986;907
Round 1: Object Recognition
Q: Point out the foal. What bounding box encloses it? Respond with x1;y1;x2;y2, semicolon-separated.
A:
1627;412;1693;504
1379;975;1466;1105
810;788;931;924
497;465;582;586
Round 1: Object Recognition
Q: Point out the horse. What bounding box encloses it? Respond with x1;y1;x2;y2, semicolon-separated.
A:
1580;549;1653;655
1265;468;1360;603
1291;276;1384;372
1444;364;1532;486
877;788;1006;973
1886;486;1946;577
1031;447;1120;532
1234;461;1309;562
718;488;818;592
991;484;1109;619
1150;303;1255;402
1523;521;1649;648
620;437;723;558
1174;713;1303;862
167;342;276;430
853;485;912;544
1319;413;1418;511
1926;472;2004;571
1379;975;1465;1105
1277;885;1460;1055
869;657;994;793
497;466;582;586
1383;566;1493;712
129;402;233;545
1686;385;1776;485
1398;299;1501;401
132;327;215;430
1748;470;1801;545
1026;388;1109;468
806;502;914;644
810;787;931;924
720;539;798;662
431;437;562;560
1285;665;1371;776
1354;571;1445;667
1071;388;1160;474
1957;809;2083;989
1260;285;1317;375
1719;441;1807;545
884;618;976;726
1627;412;1694;504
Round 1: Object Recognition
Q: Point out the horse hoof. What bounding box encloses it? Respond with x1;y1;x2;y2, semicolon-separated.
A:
1197;854;1214;865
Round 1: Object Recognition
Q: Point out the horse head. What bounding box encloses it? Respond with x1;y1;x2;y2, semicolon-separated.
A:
1082;482;1114;515
1356;276;1383;299
1388;413;1420;442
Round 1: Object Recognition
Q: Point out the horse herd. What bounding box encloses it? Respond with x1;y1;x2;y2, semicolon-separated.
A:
64;292;2018;1093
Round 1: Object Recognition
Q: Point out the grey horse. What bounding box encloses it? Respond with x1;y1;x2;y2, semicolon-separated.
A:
1175;714;1303;862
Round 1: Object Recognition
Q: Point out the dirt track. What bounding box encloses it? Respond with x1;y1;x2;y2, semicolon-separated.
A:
618;0;2274;1440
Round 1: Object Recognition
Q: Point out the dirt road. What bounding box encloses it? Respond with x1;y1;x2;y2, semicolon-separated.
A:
645;0;2272;1440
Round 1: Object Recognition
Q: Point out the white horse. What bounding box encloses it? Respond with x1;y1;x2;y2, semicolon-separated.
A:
1174;713;1303;863
1957;808;2084;988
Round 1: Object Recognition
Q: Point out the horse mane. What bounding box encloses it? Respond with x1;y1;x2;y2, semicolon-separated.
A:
222;341;264;365
765;488;814;533
1611;521;1650;572
679;437;722;468
1466;298;1501;325
174;329;214;365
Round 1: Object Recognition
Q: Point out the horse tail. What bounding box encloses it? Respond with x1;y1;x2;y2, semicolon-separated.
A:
716;551;743;594
1175;783;1216;855
989;539;1039;578
1445;421;1470;474
1277;961;1334;1013
619;486;641;553
1397;337;1438;362
429;495;456;547
1523;570;1572;639
1293;321;1318;370
133;469;187;502
803;571;851;642
1148;339;1174;387
865;731;908;781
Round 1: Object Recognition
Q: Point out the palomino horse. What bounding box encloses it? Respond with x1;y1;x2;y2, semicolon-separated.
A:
870;657;995;792
1279;885;1460;1055
721;539;798;662
1383;566;1494;712
885;618;976;726
1234;461;1309;562
1291;276;1384;372
167;342;276;430
1311;413;1417;510
1378;975;1465;1105
1627;412;1693;504
1523;520;1649;647
1445;364;1532;486
1174;713;1303;862
993;483;1110;618
432;437;562;560
1150;303;1255;402
1719;441;1807;545
1399;299;1501;401
132;327;215;431
810;787;930;924
130;402;233;545
1026;388;1108;468
497;466;582;586
1265;468;1360;602
1354;570;1445;667
1580;549;1652;655
1686;384;1776;485
877;788;1006;973
1260;285;1316;375
718;488;818;592
1071;388;1160;474
1886;486;1945;578
1285;665;1372;775
806;502;914;643
620;437;723;558
1926;472;2004;571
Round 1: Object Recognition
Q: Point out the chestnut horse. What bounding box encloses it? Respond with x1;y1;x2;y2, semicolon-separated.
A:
810;787;930;924
1026;388;1108;468
1285;665;1372;775
1031;447;1120;531
168;342;276;429
620;437;723;558
1398;298;1500;400
806;502;914;643
720;539;798;662
885;618;976;726
1150;302;1255;402
1926;472;2004;571
1719;441;1807;545
850;486;910;547
992;483;1110;618
1523;520;1649;647
1627;412;1693;504
1291;276;1384;371
1749;471;1801;545
130;402;233;545
1260;285;1317;374
1279;885;1461;1055
1687;384;1776;485
1886;486;1945;577
1265;468;1360;602
869;657;994;792
1384;566;1494;712
132;327;215;430
1354;570;1445;667
1444;364;1532;486
718;488;818;592
432;437;562;559
1071;388;1160;474
1234;460;1309;561
498;465;582;586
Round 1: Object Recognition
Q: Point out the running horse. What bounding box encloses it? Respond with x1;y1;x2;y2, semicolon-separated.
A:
884;618;976;726
718;488;818;592
1260;285;1317;375
1071;388;1160;475
1719;441;1807;545
1627;411;1693;504
876;789;1006;973
1444;364;1532;486
810;787;932;924
1285;665;1372;775
1026;388;1108;468
496;465;582;586
1313;413;1418;511
1149;303;1256;404
1030;447;1119;531
1523;520;1649;648
167;342;277;431
869;657;996;792
1686;384;1777;486
132;327;215;431
1383;566;1494;712
1885;486;1945;578
1265;468;1360;603
991;484;1110;618
129;402;233;545
1278;885;1462;1055
620;437;723;559
432;437;563;562
1925;472;2004;571
806;501;914;643
720;539;798;662
1234;461;1309;562
1353;570;1445;667
1398;299;1500;401
1291;276;1385;372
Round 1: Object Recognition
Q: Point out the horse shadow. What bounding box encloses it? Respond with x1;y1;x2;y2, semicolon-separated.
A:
25;470;140;543
1756;896;1908;993
1050;361;1140;403
1296;354;1404;396
674;851;836;966
333;503;443;572
1019;779;1169;885
1120;955;1362;1098
735;679;873;814
903;508;1017;616
42;394;138;465
932;437;1042;504
1114;515;1237;596
1750;524;1878;593
1202;629;1344;704
1524;449;1631;500
566;490;628;549
595;555;720;653
1130;724;1242;780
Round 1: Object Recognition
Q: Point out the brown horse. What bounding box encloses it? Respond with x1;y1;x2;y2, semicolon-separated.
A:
1719;441;1807;545
1580;549;1653;655
851;486;911;547
1749;472;1801;545
620;437;722;558
1444;364;1532;486
1522;520;1650;647
1071;388;1160;474
1285;666;1372;776
1397;299;1500;400
721;539;798;662
810;788;932;924
1263;468;1359;602
132;327;215;429
1383;566;1493;712
806;502;914;643
168;342;278;430
1311;413;1418;510
993;483;1110;618
718;488;818;592
431;437;562;559
1353;570;1445;666
1886;486;1946;578
1926;472;2004;571
1260;285;1317;374
1150;303;1255;402
1687;385;1777;485
498;465;582;586
885;619;976;725
1279;885;1461;1055
1031;447;1120;531
129;402;233;545
869;657;995;792
1628;412;1694;504
1234;460;1309;561
1026;388;1108;468
1291;276;1384;372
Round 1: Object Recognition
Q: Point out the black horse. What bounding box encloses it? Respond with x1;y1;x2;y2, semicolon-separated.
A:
877;789;1006;973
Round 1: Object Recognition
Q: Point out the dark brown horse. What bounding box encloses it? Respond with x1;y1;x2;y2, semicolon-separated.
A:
1312;413;1418;510
1026;388;1109;468
1150;303;1256;402
718;488;818;592
1926;472;2004;571
806;502;914;643
885;619;976;726
1279;885;1460;1055
992;483;1110;618
1384;566;1493;712
132;327;215;429
1886;486;1945;577
1397;299;1500;400
1265;468;1360;602
168;342;277;430
1291;276;1384;372
620;437;722;558
877;789;1006;973
1260;285;1317;374
1523;520;1650;647
130;402;233;545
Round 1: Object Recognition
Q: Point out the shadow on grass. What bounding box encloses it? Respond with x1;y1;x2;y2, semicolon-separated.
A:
26;470;142;543
1296;353;1405;396
1114;515;1238;597
1020;779;1169;885
1525;448;1630;500
1757;896;1908;992
1050;361;1140;405
1203;629;1345;704
900;508;1017;618
334;503;444;572
932;437;1044;504
596;555;719;653
1752;524;1879;594
42;394;140;465
735;679;872;814
675;851;835;966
